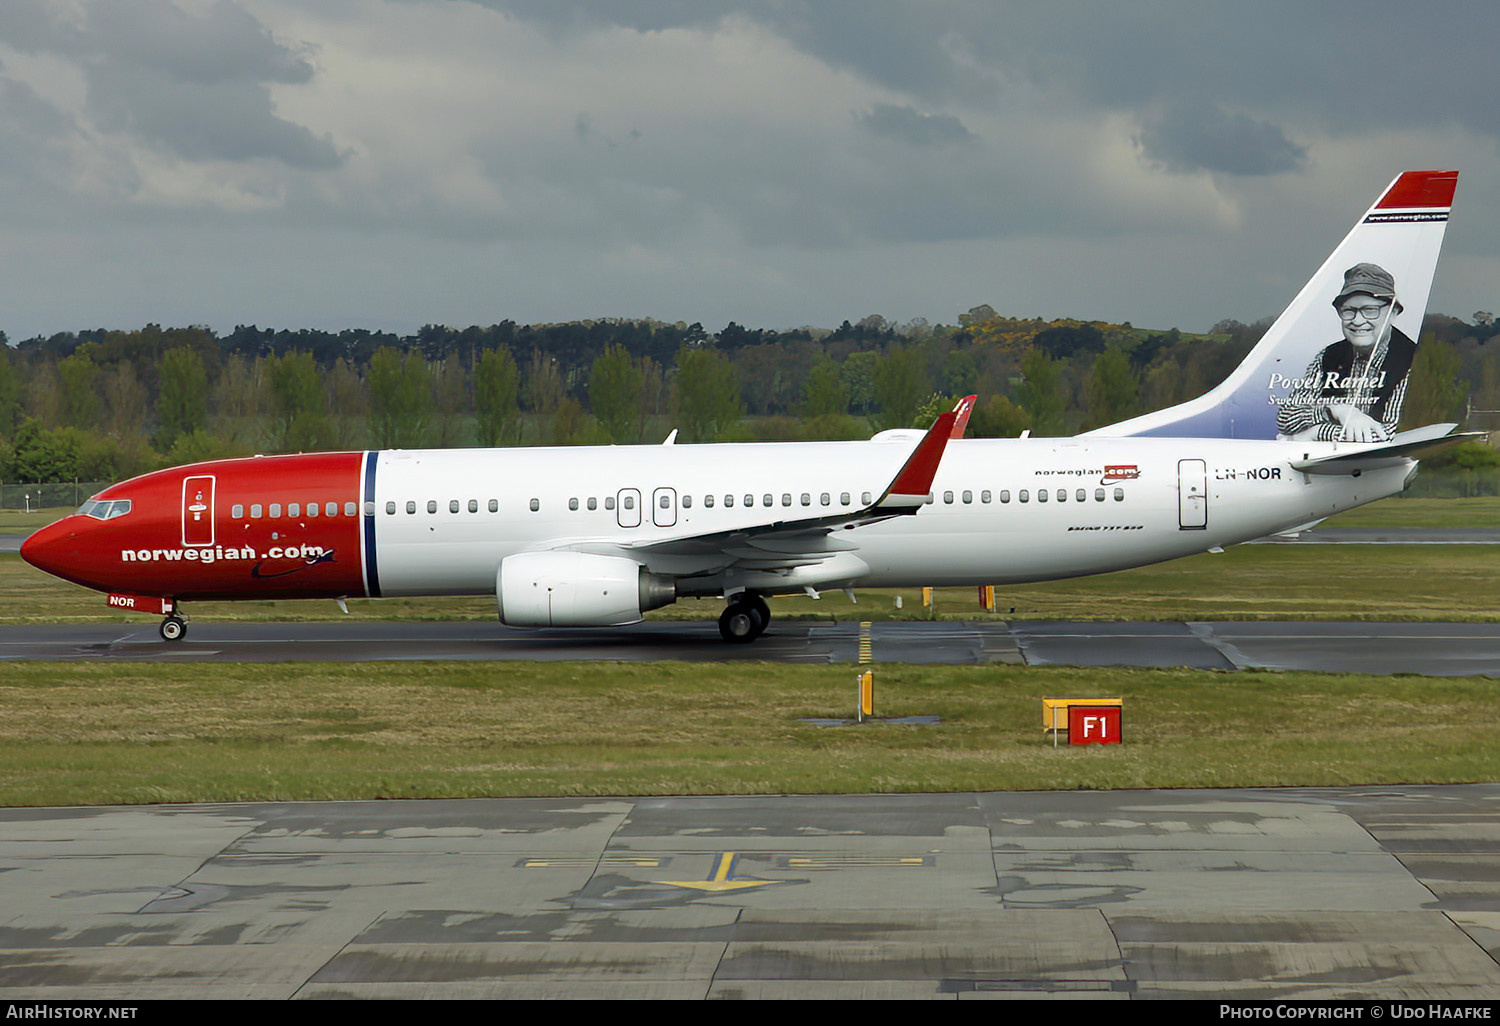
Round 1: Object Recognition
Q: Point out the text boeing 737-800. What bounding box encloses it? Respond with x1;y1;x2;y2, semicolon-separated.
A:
21;171;1477;643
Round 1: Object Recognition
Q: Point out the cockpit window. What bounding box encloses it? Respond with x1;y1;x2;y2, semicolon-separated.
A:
76;498;132;520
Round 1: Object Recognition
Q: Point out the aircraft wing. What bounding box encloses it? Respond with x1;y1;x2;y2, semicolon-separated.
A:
565;396;974;576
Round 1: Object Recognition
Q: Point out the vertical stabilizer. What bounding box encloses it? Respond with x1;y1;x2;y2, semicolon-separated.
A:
1086;170;1457;440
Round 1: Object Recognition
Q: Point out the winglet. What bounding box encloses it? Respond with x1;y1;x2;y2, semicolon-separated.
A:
949;394;976;439
875;395;974;512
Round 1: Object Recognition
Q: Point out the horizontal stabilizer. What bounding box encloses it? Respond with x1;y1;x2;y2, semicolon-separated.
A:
1289;424;1485;475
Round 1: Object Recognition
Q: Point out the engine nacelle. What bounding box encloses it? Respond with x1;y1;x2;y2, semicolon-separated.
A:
496;551;676;627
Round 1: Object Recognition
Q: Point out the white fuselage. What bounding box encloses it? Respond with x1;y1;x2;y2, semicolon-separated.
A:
367;436;1410;598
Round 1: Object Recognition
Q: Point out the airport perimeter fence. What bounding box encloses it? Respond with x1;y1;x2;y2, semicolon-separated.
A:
1404;466;1500;498
1;481;107;511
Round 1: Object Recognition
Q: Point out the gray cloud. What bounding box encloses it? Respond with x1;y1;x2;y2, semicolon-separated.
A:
1137;101;1306;177
0;0;340;169
83;0;317;86
0;0;1496;342
856;104;976;148
475;0;1500;147
0;68;79;188
87;60;341;168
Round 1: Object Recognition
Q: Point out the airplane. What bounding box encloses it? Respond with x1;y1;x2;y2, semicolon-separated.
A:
21;170;1477;644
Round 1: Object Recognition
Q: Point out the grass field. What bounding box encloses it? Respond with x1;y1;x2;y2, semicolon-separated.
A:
0;661;1496;808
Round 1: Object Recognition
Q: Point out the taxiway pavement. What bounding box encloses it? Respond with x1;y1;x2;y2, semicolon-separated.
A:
5;618;1500;674
2;787;1497;999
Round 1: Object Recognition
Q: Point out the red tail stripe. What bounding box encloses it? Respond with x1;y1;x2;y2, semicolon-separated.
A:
1376;170;1458;210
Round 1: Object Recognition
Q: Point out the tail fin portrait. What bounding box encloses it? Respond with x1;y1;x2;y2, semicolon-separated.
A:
1087;170;1458;441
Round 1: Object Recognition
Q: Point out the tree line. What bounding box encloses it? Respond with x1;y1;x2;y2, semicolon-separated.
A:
0;307;1494;489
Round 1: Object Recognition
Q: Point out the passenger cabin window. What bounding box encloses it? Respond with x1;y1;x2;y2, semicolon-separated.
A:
468;499;478;513
427;500;437;514
489;499;499;513
1037;490;1048;503
569;498;579;511
270;503;281;518
999;490;1010;503
981;490;992;503
307;503;318;517
328;502;338;517
232;504;244;519
407;501;416;514
587;497;597;510
289;503;301;517
251;504;263;518
530;499;540;512
1114;487;1125;501
1019;490;1029;503
386;501;397;515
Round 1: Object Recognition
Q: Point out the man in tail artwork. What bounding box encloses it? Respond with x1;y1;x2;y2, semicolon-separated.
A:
1276;262;1416;443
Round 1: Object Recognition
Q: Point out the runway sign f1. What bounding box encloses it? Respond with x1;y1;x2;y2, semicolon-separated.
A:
1068;705;1121;746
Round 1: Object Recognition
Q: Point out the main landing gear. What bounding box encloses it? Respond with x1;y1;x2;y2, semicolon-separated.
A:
159;614;188;642
718;594;770;643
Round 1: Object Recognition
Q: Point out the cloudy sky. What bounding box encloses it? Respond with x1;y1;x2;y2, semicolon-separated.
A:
1;0;1497;342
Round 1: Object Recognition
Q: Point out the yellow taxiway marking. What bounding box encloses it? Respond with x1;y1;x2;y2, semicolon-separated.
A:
521;856;662;868
655;851;779;893
783;856;929;869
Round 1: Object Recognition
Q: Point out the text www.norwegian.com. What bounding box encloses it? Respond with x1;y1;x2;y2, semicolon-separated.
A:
119;545;325;564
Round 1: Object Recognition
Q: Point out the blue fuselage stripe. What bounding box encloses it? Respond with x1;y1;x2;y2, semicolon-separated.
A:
362;451;381;598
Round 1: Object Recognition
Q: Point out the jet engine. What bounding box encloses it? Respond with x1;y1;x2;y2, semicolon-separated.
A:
496;551;676;627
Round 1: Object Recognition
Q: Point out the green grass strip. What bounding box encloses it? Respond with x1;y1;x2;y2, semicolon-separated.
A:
0;661;1495;807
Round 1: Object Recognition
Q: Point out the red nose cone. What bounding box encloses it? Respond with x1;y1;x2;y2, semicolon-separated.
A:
21;519;92;587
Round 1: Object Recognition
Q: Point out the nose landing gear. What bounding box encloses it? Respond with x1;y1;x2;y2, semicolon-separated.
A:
159;613;188;642
718;594;770;643
106;593;187;642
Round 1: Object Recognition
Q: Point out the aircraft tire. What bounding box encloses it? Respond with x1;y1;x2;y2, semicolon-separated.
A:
159;616;187;642
746;594;770;632
718;604;762;643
